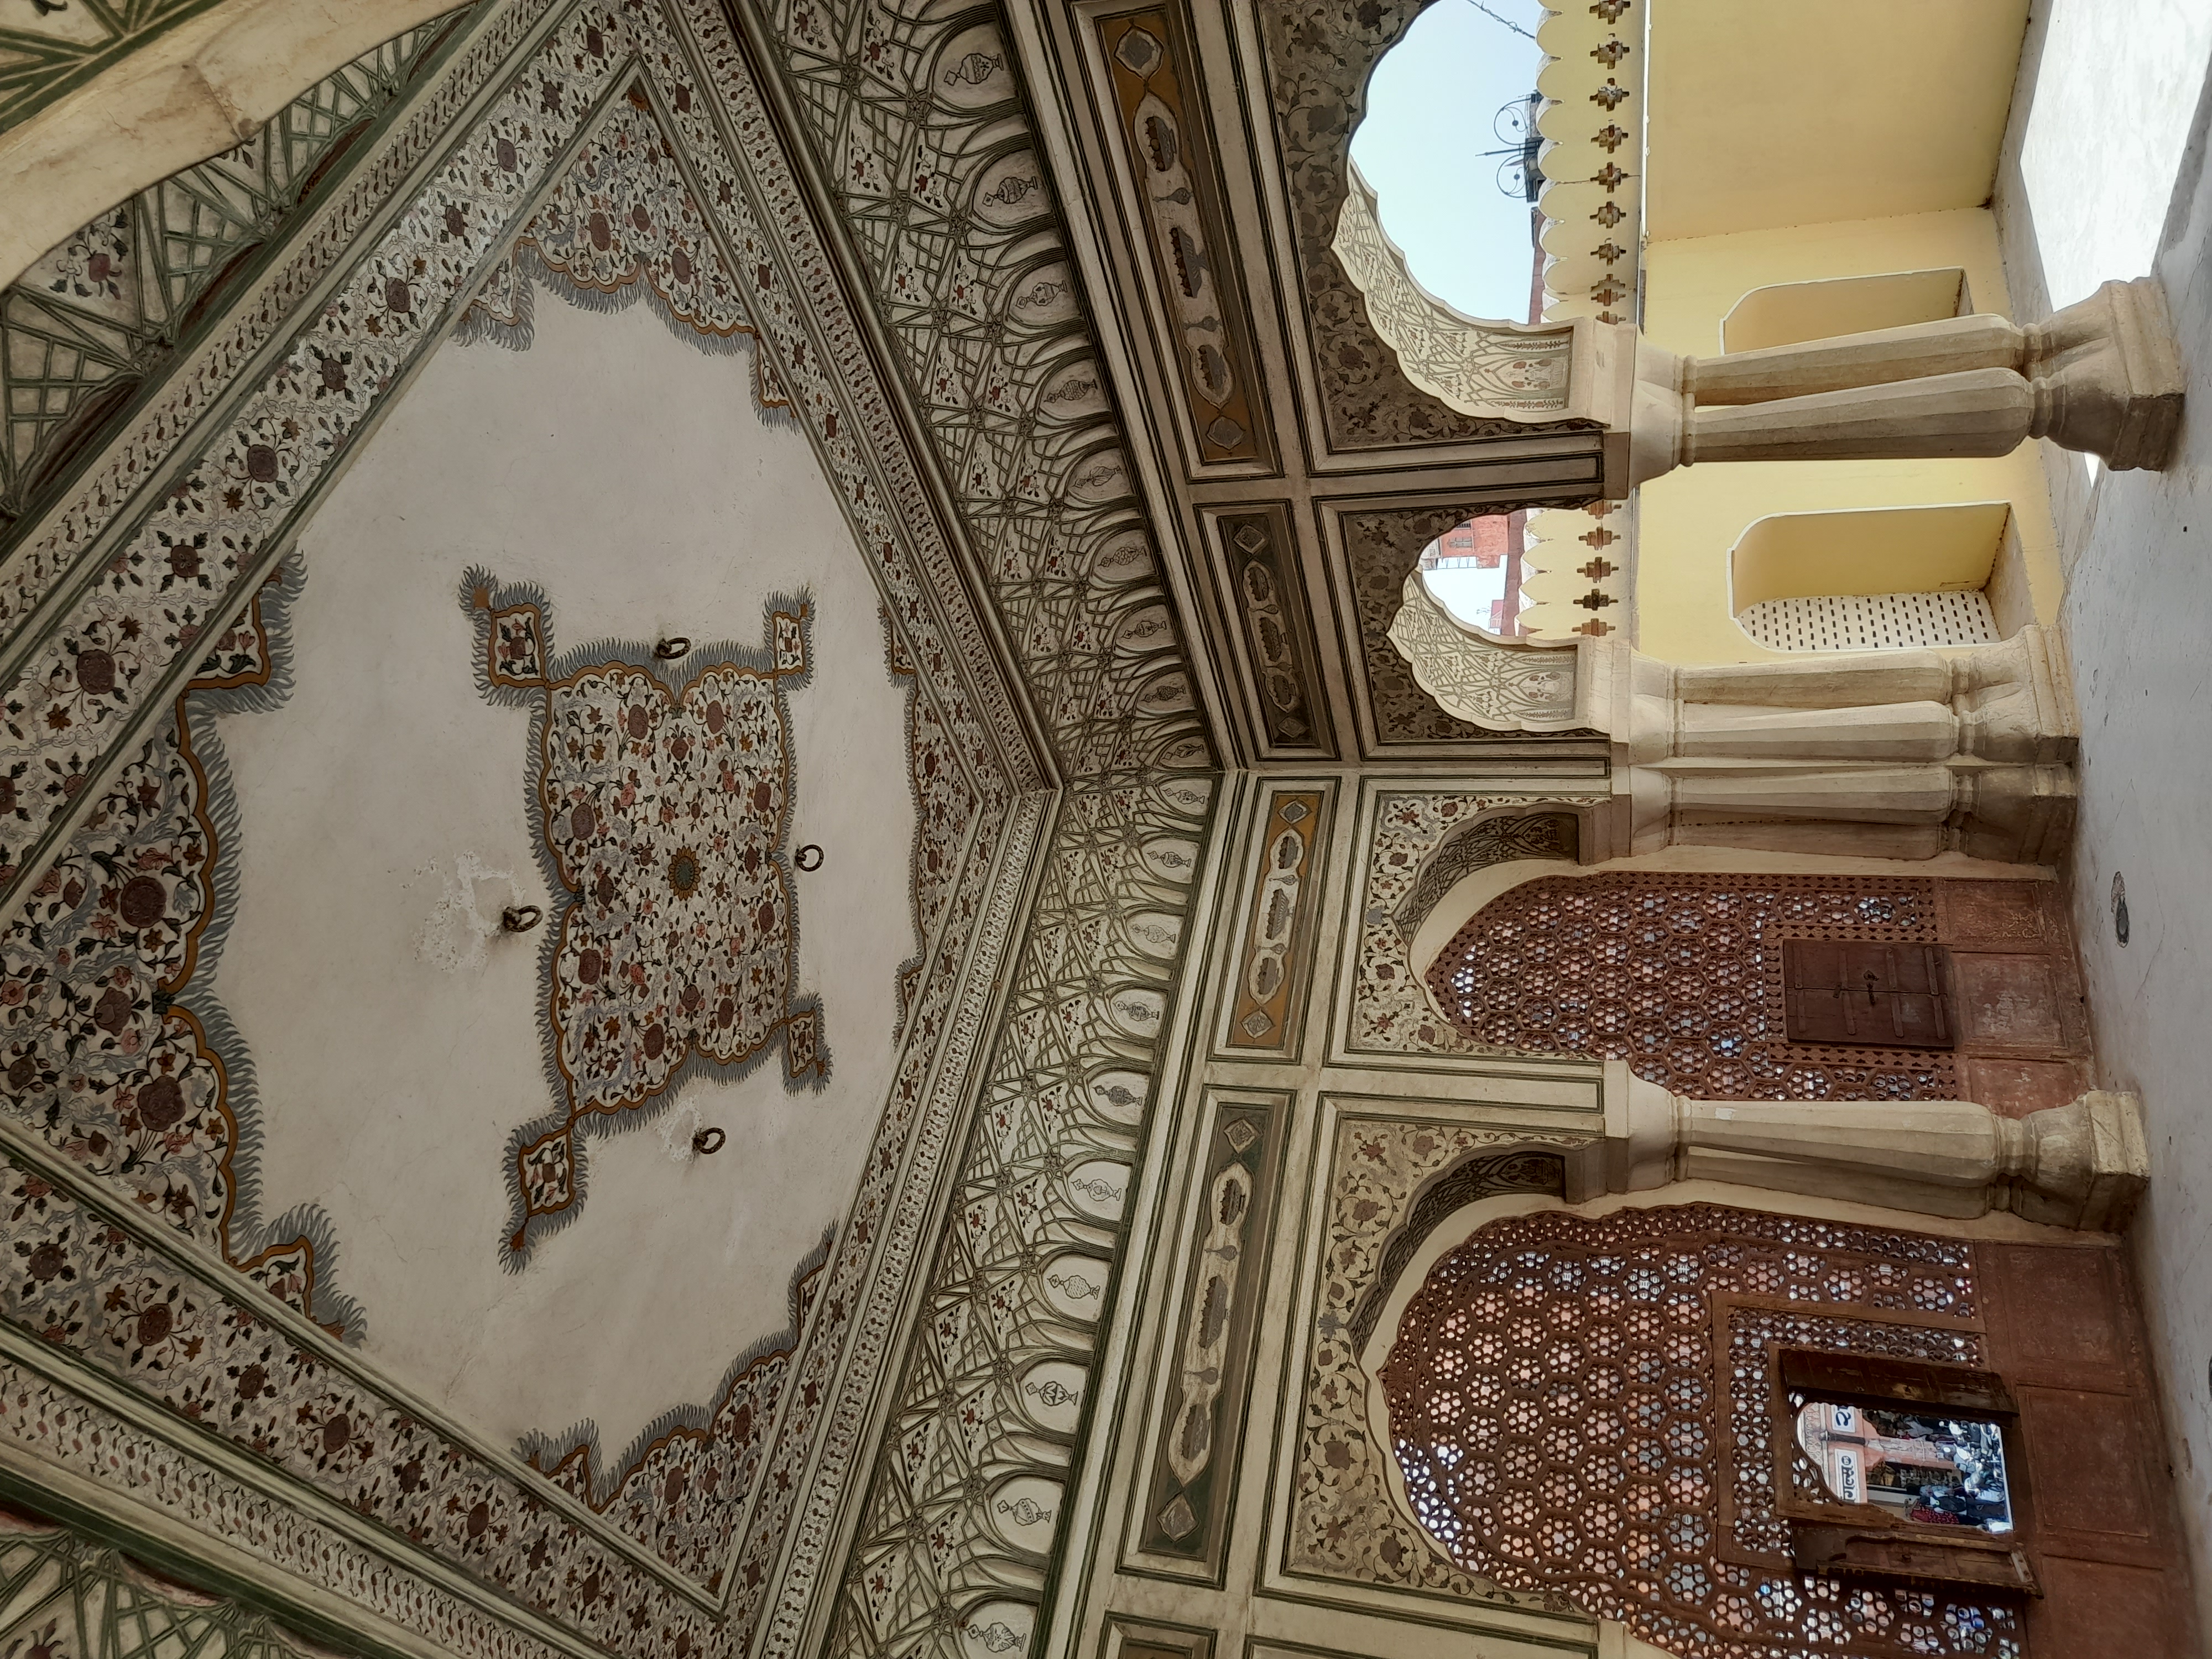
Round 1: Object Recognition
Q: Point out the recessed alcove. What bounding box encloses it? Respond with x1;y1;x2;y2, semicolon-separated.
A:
1721;267;1973;352
1728;502;2038;652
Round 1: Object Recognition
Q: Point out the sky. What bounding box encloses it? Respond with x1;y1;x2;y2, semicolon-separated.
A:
1426;557;1528;635
1348;0;1551;321
1353;0;1550;631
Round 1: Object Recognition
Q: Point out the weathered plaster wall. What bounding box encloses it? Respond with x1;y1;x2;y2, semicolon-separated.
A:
212;284;912;1466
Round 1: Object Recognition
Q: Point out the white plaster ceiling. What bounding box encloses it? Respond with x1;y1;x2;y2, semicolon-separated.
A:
213;286;914;1463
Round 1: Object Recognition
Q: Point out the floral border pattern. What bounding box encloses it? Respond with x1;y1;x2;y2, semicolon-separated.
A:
519;1230;832;1589
0;556;364;1339
817;774;1215;1659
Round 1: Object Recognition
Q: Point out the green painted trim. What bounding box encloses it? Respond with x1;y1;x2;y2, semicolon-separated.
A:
0;1323;605;1659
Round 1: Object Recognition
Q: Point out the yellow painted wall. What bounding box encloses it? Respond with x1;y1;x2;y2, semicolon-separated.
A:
1633;207;2064;665
1730;503;2010;608
1645;0;2031;239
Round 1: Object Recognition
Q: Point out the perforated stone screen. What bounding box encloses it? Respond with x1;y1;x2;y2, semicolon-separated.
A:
1425;873;1959;1099
1378;1204;2021;1659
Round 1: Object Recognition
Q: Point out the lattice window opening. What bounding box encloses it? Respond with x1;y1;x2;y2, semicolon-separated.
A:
1790;1395;2016;1533
1423;873;1960;1100
1738;590;2000;653
1376;1205;2017;1659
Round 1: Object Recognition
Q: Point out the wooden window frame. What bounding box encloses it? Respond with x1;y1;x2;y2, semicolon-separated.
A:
1781;939;1957;1050
1768;1344;2037;1595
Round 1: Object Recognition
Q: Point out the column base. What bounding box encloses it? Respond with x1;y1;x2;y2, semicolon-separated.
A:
2027;278;2185;471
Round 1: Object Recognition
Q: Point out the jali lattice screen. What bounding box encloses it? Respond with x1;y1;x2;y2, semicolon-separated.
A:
1378;1204;2020;1659
1425;873;1958;1099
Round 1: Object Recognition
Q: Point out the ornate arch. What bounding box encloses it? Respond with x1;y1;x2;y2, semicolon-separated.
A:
0;0;467;295
1371;1200;2023;1659
1255;1;1599;451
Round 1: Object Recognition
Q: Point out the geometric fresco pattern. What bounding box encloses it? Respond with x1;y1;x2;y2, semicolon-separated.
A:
884;609;979;1036
758;0;1212;782
0;560;357;1334
0;1509;323;1659
466;572;827;1260
818;774;1213;1659
0;8;1240;1659
0;0;225;134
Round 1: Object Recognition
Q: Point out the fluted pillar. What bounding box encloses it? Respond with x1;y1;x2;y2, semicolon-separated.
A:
1612;277;2183;488
1593;1062;2149;1233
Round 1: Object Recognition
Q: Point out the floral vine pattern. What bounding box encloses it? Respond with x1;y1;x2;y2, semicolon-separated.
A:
0;558;358;1336
1347;794;1579;1056
1290;1117;1573;1606
453;83;795;417
0;1142;728;1654
464;571;826;1260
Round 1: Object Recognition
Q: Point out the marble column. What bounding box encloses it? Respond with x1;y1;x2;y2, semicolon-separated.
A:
1603;625;2080;863
1614;277;2184;491
1593;1062;2149;1233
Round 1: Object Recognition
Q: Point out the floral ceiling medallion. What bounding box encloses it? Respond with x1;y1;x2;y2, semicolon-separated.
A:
465;570;826;1261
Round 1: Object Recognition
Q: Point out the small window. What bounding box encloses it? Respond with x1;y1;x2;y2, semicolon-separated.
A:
1772;1348;2031;1593
1721;268;1970;354
1793;1399;2015;1533
1781;940;1953;1048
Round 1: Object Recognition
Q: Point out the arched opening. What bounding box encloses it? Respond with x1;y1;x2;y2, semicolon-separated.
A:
1366;1197;2193;1657
1418;510;1531;635
1416;861;2094;1118
1348;0;1550;322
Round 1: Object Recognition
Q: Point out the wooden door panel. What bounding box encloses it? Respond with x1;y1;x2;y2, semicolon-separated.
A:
1782;940;1954;1048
